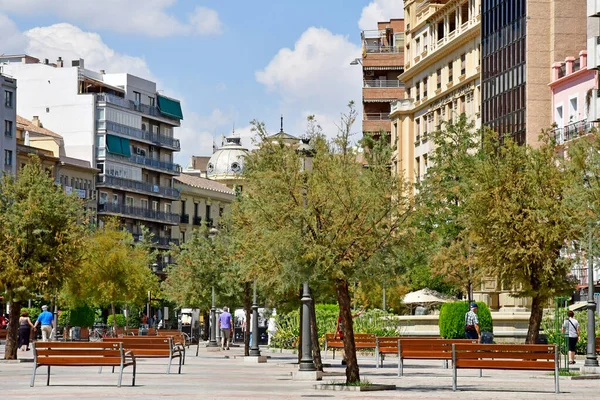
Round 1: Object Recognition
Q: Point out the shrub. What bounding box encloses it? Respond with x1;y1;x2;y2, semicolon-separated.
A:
542;310;600;355
21;307;41;322
439;301;493;339
70;306;96;327
107;314;127;328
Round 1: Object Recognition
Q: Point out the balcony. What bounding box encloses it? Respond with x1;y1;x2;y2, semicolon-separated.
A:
363;81;404;101
193;216;202;226
97;93;180;124
96;174;180;200
553;119;597;145
428;17;478;55
363;114;392;133
98;202;180;225
104;152;181;175
180;214;189;224
132;233;180;247
587;37;600;69
363;80;403;88
365;45;402;54
98;120;180;150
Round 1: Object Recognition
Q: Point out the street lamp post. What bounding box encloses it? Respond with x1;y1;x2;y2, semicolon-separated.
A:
249;280;261;356
585;225;598;367
297;138;316;372
207;286;218;347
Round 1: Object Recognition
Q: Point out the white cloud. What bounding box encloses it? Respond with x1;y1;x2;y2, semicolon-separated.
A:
0;0;223;37
256;27;362;139
358;0;404;31
0;13;27;53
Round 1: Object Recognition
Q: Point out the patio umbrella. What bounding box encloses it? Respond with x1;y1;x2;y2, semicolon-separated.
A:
403;288;453;305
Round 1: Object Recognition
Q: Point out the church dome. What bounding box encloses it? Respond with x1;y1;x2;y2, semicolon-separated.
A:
206;136;249;181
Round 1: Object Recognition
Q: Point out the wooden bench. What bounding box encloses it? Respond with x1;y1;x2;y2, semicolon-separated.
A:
323;333;377;360
103;337;183;374
157;329;199;357
452;343;559;393
377;338;478;375
596;337;600;354
31;342;136;387
0;329;7;341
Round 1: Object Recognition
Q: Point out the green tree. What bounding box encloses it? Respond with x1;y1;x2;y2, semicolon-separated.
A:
0;158;86;359
465;131;578;343
232;103;411;383
63;219;158;331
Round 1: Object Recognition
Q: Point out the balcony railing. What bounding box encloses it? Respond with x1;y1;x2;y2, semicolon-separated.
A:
553;119;597;144
98;120;180;150
132;233;180;247
96;174;180;199
98;202;179;224
105;153;181;174
97;93;180;122
430;17;477;53
364;46;402;54
363;80;404;88
364;113;391;121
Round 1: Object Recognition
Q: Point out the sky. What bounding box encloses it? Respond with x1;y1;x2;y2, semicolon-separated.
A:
0;0;404;165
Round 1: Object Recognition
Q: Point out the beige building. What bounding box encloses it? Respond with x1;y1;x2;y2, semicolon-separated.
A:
16;115;98;214
391;0;481;188
172;174;236;244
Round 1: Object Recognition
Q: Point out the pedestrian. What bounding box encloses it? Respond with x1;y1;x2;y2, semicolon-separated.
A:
33;305;55;342
141;312;148;325
152;314;158;329
218;307;233;350
562;310;580;365
18;310;34;351
267;310;277;346
464;302;480;341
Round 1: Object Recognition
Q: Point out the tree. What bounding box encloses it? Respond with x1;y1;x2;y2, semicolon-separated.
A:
465;131;579;343
0;158;86;359
231;103;411;383
63;219;158;331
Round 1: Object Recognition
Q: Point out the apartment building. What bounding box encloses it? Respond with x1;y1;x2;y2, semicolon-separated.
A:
1;72;17;175
0;55;183;256
173;173;236;245
481;0;587;146
16;115;98;215
360;19;405;143
391;0;481;186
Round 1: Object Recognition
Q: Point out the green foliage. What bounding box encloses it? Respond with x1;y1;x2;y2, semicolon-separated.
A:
125;306;142;328
20;307;41;322
541;310;600;355
439;301;493;339
107;314;127;328
58;306;95;328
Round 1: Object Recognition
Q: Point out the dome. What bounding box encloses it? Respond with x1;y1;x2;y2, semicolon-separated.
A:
206;135;249;181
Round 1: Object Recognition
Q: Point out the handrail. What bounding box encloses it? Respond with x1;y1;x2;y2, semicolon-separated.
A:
97;93;180;122
364;113;391;121
364;46;402;54
363;80;404;88
99;120;180;150
96;174;180;199
98;202;180;224
105;153;181;174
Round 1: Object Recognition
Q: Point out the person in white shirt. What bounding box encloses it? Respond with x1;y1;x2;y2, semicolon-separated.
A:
562;310;580;365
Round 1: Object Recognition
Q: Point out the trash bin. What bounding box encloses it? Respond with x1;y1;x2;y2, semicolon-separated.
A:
536;333;548;344
71;326;81;341
480;331;494;344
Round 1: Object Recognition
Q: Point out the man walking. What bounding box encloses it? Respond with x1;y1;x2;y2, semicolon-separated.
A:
464;302;480;341
34;305;55;342
218;307;233;350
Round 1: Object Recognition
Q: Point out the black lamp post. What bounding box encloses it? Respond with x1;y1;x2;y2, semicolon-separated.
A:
297;138;316;372
207;227;220;348
585;223;598;367
249;280;261;356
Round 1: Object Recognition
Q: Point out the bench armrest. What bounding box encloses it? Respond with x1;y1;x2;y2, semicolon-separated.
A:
124;350;137;364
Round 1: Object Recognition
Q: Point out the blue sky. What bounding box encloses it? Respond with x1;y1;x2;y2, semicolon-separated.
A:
0;0;404;164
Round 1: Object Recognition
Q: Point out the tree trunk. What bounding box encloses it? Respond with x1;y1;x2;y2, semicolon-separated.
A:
4;301;22;360
335;278;360;384
202;310;210;341
526;294;544;344
243;282;251;356
111;303;117;333
309;296;323;371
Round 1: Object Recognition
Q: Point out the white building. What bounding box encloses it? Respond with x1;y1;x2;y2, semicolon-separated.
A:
0;55;184;263
0;71;17;175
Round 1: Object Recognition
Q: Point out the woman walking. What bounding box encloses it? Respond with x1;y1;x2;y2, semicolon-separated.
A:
562;310;580;365
18;310;34;351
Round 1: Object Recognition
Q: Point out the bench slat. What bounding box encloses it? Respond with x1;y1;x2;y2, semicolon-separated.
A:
455;359;555;370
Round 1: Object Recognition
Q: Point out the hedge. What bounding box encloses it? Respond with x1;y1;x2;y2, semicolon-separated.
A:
58;306;96;328
107;314;127;328
439;301;493;339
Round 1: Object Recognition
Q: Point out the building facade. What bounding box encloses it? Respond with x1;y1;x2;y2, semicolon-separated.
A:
205;135;249;192
1;72;17;175
481;0;587;146
360;19;405;143
0;55;183;256
391;0;481;187
172;174;236;245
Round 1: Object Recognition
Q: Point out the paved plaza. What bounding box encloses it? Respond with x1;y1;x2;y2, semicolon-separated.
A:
1;344;599;400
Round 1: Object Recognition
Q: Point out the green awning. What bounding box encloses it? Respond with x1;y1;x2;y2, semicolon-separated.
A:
157;95;183;120
106;134;131;157
106;134;122;155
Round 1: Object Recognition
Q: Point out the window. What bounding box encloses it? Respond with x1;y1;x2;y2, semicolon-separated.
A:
4;120;12;137
165;203;172;214
126;196;134;207
112;194;119;205
181;200;186;215
415;38;421;56
436;68;442;89
423;32;428;53
148;96;155;107
460;54;466;76
4;150;12;166
415;157;421;182
141;199;148;209
460;95;466;114
423;77;428;98
133;91;141;104
415;81;420;101
194;203;199;217
205;204;211;219
569;97;578;122
152;201;159;211
448;61;453;83
99;192;108;204
4;90;13;108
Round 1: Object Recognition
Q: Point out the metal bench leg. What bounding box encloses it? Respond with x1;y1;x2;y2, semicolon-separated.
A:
324;342;327;359
478;369;482;378
132;363;136;387
399;357;403;377
112;366;115;374
182;348;186;365
555;345;560;394
167;354;172;374
30;365;38;387
443;360;448;369
117;367;123;388
196;343;199;357
98;366;102;374
452;344;457;391
178;355;182;374
47;366;51;386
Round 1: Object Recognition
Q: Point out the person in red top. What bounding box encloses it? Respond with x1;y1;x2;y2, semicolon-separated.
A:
334;308;364;365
